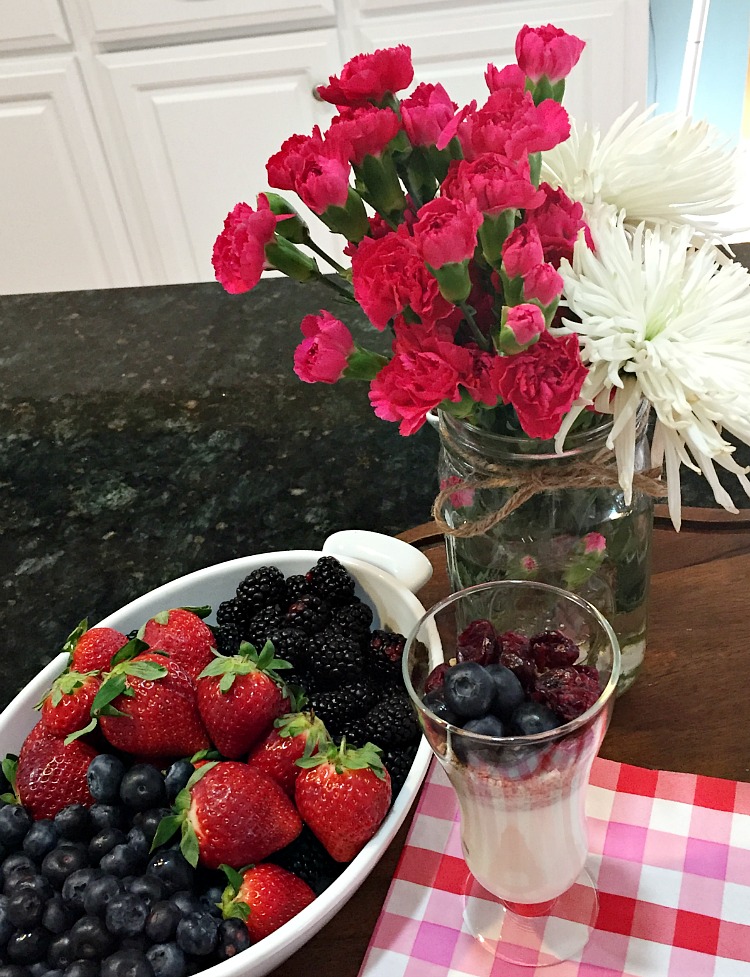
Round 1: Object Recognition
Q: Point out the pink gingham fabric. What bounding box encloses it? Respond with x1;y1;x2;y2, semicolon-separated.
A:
359;757;750;976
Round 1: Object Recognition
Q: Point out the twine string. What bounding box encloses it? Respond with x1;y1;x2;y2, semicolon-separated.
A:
432;443;666;539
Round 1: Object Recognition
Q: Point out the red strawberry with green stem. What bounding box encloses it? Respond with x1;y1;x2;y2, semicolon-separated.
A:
96;650;210;759
152;760;302;870
196;641;292;759
247;710;330;796
220;863;315;942
68;621;130;673
295;740;392;862
140;607;216;680
37;670;102;738
15;728;98;819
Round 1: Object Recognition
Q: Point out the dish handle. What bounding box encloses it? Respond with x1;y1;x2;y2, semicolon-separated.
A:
322;530;433;595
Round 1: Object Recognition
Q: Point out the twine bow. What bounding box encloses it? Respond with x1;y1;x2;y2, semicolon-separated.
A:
432;445;666;539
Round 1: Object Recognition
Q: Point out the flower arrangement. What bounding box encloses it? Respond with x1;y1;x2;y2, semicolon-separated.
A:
212;23;750;530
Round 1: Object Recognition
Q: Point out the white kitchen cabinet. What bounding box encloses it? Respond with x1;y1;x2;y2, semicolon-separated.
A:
0;56;139;295
0;0;70;53
95;30;341;285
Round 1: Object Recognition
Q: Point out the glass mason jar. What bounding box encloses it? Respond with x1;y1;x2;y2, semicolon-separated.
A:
435;406;653;693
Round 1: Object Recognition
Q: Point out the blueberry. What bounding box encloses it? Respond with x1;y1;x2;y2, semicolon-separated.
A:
511;701;560;736
463;715;506;737
133;808;171;845
175;911;219;956
41;894;74;935
6;927;50;965
126;827;149;860
7;887;45;927
169;890;201;915
28;965;47;977
485;664;525;720
41;843;89;889
0;806;33;848
146;942;187;977
61;868;100;914
126;874;164;908
443;662;495;719
145;901;181;943
87;755;126;805
62;962;99;977
199;884;224;916
100;950;152;977
69;915;115;960
22;820;60;861
53;805;91;842
88;828;128;865
0;894;14;945
164;761;193;804
120;766;166;812
216;918;252;960
0;968;32;977
89;805;126;834
105;892;149;937
99;843;143;879
146;850;193;895
422;689;461;726
82;874;122;916
2;853;35;885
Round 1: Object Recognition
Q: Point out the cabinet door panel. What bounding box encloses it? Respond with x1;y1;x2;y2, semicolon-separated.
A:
0;0;69;52
351;0;649;131
0;57;138;294
97;31;341;284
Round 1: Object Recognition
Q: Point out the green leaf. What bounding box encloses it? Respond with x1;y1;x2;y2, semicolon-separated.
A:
2;756;18;793
64;717;98;744
223;898;250;922
219;864;244;895
197;658;234;679
218;673;236;693
180;820;200;868
181;605;211;619
186;762;216;790
91;674;128;715
110;637;149;667
153;610;171;625
0;792;16;804
61;619;88;658
174;787;192;814
150;813;182;852
122;661;168;681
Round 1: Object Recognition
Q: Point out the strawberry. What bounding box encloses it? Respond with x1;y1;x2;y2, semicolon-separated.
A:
38;670;101;738
295;740;392;862
16;724;97;819
196;642;292;758
220;863;315;942
97;651;210;759
69;623;129;673
247;711;329;796
140;607;216;681
153;761;302;870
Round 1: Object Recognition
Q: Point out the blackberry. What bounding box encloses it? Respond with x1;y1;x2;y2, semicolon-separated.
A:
359;690;420;749
270;826;344;893
263;626;311;673
381;743;418;796
244;605;284;646
307;677;378;737
307;632;364;689
305;556;356;605
214;598;247;629
235;566;286;616
211;622;242;657
285;595;330;635
365;629;407;683
328;601;374;641
284;574;308;603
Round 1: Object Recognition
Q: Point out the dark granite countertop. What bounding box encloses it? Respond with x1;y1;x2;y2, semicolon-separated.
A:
2;259;749;708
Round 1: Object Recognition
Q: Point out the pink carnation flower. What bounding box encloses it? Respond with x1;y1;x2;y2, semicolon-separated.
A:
485;63;526;93
583;532;607;555
441;153;545;217
412;197;483;268
293;311;355;384
504;304;546;347
401;83;457;146
515;24;585;84
326;105;401;165
266;127;350;215
317;45;414;107
212;195;278;294
522;262;564;306
501;224;545;278
524;183;594;268
369;347;464;435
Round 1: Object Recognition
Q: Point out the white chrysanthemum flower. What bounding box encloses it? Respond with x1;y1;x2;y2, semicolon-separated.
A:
542;105;740;233
555;208;750;530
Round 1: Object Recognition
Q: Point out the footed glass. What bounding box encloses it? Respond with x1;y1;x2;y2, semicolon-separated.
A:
403;580;620;967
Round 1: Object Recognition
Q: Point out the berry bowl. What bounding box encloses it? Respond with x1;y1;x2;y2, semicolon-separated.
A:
0;531;435;977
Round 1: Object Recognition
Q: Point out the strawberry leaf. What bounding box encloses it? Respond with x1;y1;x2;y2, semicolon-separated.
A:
61;619;88;658
219;864;244;895
174;788;191;814
152;610;172;626
218;673;236;693
110;638;149;667
197;658;235;679
180;820;200;868
122;661;168;681
2;756;18;796
64;717;98;745
151;813;183;852
223;897;250;922
0;792;16;805
190;748;220;762
181;605;212;619
91;674;128;715
186;762;216;790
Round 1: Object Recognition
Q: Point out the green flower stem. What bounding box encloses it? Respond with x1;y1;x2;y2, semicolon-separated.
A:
305;239;349;277
317;274;356;303
458;302;491;351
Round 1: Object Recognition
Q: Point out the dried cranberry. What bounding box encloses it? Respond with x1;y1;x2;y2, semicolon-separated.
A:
497;630;531;659
424;663;450;694
532;666;602;722
456;619;498;666
497;650;536;692
529;630;579;670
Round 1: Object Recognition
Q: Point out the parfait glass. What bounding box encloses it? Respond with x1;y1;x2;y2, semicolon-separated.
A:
403;580;620;967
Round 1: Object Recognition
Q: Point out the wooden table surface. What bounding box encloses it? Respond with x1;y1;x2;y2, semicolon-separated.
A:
270;512;750;976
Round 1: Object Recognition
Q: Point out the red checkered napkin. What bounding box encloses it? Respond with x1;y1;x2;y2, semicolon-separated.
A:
359;757;750;977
